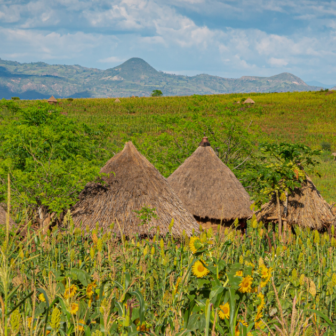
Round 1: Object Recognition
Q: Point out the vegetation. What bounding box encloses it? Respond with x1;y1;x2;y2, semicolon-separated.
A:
1;90;336;334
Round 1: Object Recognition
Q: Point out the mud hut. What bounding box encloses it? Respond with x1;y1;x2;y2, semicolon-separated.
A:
71;142;199;237
0;205;15;228
243;98;255;104
167;137;252;229
47;96;58;105
256;177;335;231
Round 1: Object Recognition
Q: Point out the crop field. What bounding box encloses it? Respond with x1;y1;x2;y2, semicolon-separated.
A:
1;91;336;335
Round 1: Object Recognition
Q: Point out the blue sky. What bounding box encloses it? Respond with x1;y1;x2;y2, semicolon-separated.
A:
1;0;336;84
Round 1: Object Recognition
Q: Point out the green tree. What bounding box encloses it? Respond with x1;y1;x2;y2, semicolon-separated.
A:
151;90;163;97
244;142;320;238
0;100;109;218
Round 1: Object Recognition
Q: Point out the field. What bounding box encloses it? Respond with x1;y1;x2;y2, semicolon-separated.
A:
1;91;336;335
16;90;336;202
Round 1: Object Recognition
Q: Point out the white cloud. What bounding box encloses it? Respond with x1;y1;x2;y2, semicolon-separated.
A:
98;56;126;63
268;57;288;67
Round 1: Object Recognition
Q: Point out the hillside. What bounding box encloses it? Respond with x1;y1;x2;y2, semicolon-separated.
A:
0;57;321;99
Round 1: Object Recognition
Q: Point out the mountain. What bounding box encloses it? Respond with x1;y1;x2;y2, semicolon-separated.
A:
0;57;321;99
305;80;335;89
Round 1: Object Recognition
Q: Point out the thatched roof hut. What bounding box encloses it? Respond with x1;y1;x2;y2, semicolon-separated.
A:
115;98;120;103
167;137;252;223
47;96;58;104
243;98;255;104
71;142;199;237
0;205;15;228
256;177;335;230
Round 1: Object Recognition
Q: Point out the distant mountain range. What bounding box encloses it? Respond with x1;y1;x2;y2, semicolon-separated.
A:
305;81;336;89
0;57;323;99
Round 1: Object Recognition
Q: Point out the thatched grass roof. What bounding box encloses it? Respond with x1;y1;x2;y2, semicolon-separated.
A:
243;98;255;104
256;177;335;230
115;98;120;103
0;205;15;228
47;96;57;103
71;142;199;237
167;137;252;221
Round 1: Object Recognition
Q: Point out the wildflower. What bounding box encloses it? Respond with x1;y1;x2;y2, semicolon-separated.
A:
260;268;273;288
69;303;79;315
192;260;209;278
77;319;85;332
64;284;77;299
257;292;265;310
255;319;266;330
38;293;46;302
255;310;263;321
173;277;181;295
239;275;253;293
218;302;230;319
235;270;243;277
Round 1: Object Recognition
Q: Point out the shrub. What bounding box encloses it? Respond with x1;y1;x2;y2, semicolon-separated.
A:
321;141;331;152
11;97;20;100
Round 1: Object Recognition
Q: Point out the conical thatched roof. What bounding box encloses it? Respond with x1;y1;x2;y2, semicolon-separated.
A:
71;142;199;237
0;205;15;228
167;137;252;221
115;98;120;103
256;177;335;230
243;98;255;104
48;96;57;103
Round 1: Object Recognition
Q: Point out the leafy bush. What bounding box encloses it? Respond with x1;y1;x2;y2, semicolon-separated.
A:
151;90;163;97
321;142;331;152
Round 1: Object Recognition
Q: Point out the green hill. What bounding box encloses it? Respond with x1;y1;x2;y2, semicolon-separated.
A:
0;57;321;99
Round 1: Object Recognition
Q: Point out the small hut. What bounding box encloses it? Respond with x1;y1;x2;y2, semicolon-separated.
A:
243;98;255;104
256;177;335;231
0;205;15;228
167;137;252;228
115;98;120;103
71;142;199;237
47;96;58;105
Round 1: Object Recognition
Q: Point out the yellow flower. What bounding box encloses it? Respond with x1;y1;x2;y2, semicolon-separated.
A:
77;319;85;332
260;267;273;288
192;260;209;278
218;302;230;319
189;237;200;254
257;292;265;312
86;282;97;298
235;270;243;277
235;320;248;336
239;275;253;293
88;299;92;308
255;319;266;330
260;266;269;279
38;293;46;302
64;284;77;299
255;311;263;321
69;303;79;315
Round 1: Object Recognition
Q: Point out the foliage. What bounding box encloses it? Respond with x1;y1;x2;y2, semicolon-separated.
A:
151;90;163;97
0;101;109;214
244;142;321;205
0;215;335;335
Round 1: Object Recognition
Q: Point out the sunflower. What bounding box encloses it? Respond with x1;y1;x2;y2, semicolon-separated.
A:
218;302;230;320
239;275;253;293
189;237;201;254
77;319;85;332
255;311;263;321
38;293;46;302
192;260;209;278
235;270;243;277
69;303;79;315
260;267;273;288
86;282;96;298
64;285;77;299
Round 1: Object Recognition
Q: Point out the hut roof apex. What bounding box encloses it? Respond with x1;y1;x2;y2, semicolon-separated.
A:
48;95;57;102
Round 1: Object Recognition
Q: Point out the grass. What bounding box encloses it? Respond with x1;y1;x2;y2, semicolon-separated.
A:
16;90;336;202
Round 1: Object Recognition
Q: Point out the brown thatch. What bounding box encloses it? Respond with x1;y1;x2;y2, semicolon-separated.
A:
167;137;252;222
115;98;120;103
71;142;199;237
0;205;15;228
256;177;335;230
243;98;255;104
47;96;57;104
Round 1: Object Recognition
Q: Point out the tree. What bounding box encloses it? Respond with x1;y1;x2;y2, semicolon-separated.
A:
244;142;320;238
0;100;109;219
151;90;163;97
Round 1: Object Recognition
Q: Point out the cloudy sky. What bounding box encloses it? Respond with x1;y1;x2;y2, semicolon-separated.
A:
1;0;336;84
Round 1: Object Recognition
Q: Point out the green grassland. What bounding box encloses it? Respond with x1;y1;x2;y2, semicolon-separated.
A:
16;90;336;203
